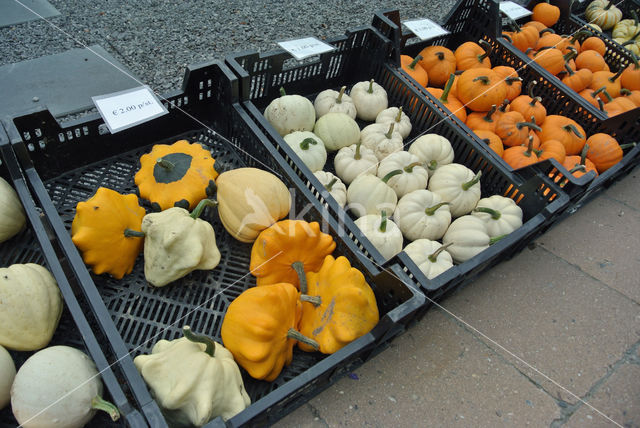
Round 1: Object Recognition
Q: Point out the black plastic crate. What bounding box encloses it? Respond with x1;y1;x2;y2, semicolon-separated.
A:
372;0;640;206
3;60;425;428
224;27;570;301
0;132;146;427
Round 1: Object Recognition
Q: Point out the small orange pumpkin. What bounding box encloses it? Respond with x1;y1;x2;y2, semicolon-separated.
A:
474;129;504;157
537;115;587;155
620;88;640;106
524;21;547;32
426;73;468;122
535;139;566;163
562;145;598;178
418;46;456;87
532;1;560;27
466;104;500;132
603;96;637;116
585;133;625;172
536;29;563;50
456;68;507;112
502;136;540;169
504;20;540;52
495;111;541;147
580;37;606;56
589;69;624;98
620;58;640;91
492;66;522;100
509;80;547;125
575;50;608;72
562;62;593;93
401;55;429;87
579;86;612;108
531;46;571;75
454;40;492;70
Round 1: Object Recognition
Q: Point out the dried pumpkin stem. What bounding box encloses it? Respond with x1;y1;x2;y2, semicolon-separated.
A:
354;141;362;160
502;33;513;43
478;39;492;61
299;137;317;150
527;80;537;99
569;164;587;174
190;199;218;219
579;144;589;165
608;68;625;83
395;106;404;123
489;234;507;245
592;86;613;102
472;75;490;85
156;157;175;170
428;242;453;263
563;124;584;139
516;121;542;132
441;74;456;103
619;143;637;150
474;206;502;219
425;201;449;216
603;0;612;11
498;98;510;112
336;86;347;103
435;51;445;60
379;210;388;233
91;396;120;422
291;261;308;293
287;328;319;350
381;169;404;183
325;177;338;191
505;76;522;85
183;325;216;357
483;105;497;122
385;122;396;139
404;161;423;172
597;98;605;111
124;228;145;238
409;55;423;70
367;79;375;94
300;294;322;306
564;62;576;76
539;28;555;36
462;170;482;191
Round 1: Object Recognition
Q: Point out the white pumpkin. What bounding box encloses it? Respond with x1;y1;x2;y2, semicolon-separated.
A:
471;195;523;237
0;176;26;243
350;79;389;121
408;134;455;177
442;215;497;263
360;122;403;161
354;211;403;260
334;142;378;185
0;344;15;409
0;263;62;351
283;131;327;172
264;88;315;137
376;151;428;198
314;171;347;208
403;239;454;280
346;174;397;217
313;112;361;151
376;106;412;138
393;189;451;241
428;164;481;218
314;86;357;119
11;346;120;428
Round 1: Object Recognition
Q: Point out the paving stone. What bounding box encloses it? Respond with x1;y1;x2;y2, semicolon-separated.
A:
604;167;640;212
441;245;640;405
565;363;640;428
536;196;640;303
275;310;561;427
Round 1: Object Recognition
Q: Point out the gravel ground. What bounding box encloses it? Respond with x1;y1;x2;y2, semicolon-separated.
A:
1;0;458;94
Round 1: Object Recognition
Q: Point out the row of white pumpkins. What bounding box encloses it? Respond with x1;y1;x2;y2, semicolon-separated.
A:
265;80;525;279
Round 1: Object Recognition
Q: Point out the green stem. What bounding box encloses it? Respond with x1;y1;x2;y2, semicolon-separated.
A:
279;87;286;96
291;261;308;293
478;39;492;62
474;206;501;219
300;294;322;306
91;396;120;422
367;79;375;94
354;141;362;160
580;143;589;165
381;169;404;183
482;105;497;122
597;98;605;111
472;75;491;85
462;171;482;191
326;177;338;191
190;199;218;219
379;210;388;233
620;142;637;150
156;157;175;170
499;98;510;112
569;164;587;173
489;234;507;244
428;159;438;171
123;228;145;238
385;122;396;139
564;62;576;76
517;121;542;132
435;51;445;60
563;124;584;139
505;76;522;86
428;242;454;263
608;67;625;83
183;325;216;357
425;201;449;216
409;55;423;70
593;86;613;102
524;135;535;156
527;80;538;99
603;0;612;11
287;328;319;350
300;137;317;150
395;106;404;123
404;161;423;172
336;86;346;103
539;28;556;36
441;73;456;103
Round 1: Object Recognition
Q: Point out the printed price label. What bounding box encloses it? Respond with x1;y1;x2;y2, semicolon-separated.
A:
403;18;449;41
499;1;533;19
277;37;335;60
92;86;168;134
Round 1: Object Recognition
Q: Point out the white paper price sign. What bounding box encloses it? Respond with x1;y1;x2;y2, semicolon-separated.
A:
403;18;449;41
92;86;168;134
500;1;533;19
277;37;335;60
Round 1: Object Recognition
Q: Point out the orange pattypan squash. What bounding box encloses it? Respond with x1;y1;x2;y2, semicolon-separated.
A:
454;40;493;70
250;219;336;288
537;115;587;155
298;255;379;354
532;1;560;27
71;187;146;279
418;46;456;87
400;55;429;87
456;68;507;112
221;282;318;381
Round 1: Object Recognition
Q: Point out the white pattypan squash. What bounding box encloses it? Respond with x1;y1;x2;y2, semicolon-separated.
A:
0;263;62;351
283;131;327;172
0;345;15;409
346;174;397;217
350;79;389;121
354;211;403;260
0;176;26;243
408;134;455;177
376;151;428;198
403;239;454;280
471;195;523;237
314;171;347;208
334;142;378;185
360;122;404;161
264;87;315;136
314;112;361;151
428;163;481;217
314;86;357;119
376;106;412;138
393;189;451;241
443;215;502;263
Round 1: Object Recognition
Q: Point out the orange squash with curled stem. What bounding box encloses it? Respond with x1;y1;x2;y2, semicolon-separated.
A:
492;65;522;100
562;145;598;178
620;54;640;90
535;139;566;163
466;105;500;132
620;88;640;106
581;36;606;56
456;68;507;112
532;0;560;27
454;40;492;70
400;55;429;87
589;68;625;98
509;80;547;125
579;86;612;109
537;115;587;155
418;46;456;87
585;133;635;172
562;62;593;93
426;74;467;122
504;19;540;52
536;28;563;50
532;46;574;75
575;50;608;72
495;111;541;147
474;129;504;157
502;136;540;169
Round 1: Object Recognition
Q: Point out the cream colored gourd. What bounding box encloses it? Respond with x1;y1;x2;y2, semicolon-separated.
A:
350;79;389;121
408;134;455;177
11;346;120;428
346;173;398;217
0;263;62;351
314;86;357;119
314;171;347;208
471;195;523;237
283;131;327;172
0;345;15;409
376;106;412;138
134;326;250;426
403;240;454;280
376;151;428;198
142;200;221;287
428;164;481;217
585;0;622;30
334;142;378;184
393;189;451;241
264;87;315;136
0;176;26;243
442;215;498;263
360;122;403;161
313;112;361;151
216;168;291;243
354;211;403;260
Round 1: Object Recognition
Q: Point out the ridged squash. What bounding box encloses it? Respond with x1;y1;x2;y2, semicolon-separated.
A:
0;176;26;243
